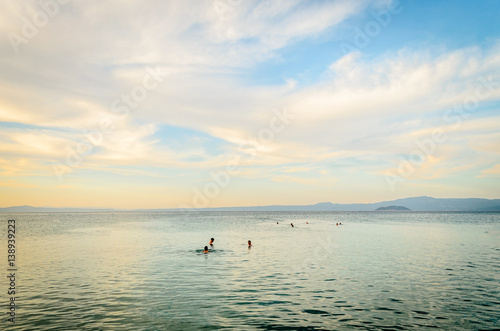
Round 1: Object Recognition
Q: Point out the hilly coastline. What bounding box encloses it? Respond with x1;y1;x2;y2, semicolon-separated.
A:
1;196;500;212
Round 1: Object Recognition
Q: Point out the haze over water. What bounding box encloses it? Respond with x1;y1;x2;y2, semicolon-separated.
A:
1;211;499;330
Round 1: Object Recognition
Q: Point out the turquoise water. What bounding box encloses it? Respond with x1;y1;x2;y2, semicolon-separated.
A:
1;211;499;330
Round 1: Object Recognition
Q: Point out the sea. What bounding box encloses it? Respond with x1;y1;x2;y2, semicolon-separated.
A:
1;211;499;330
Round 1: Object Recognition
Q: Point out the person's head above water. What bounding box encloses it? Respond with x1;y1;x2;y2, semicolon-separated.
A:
248;240;252;246
203;246;209;253
210;238;214;245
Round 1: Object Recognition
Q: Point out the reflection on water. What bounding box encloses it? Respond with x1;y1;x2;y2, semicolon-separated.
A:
1;212;499;330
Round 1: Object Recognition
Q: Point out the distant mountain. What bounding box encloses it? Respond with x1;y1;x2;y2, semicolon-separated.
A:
376;206;411;211
1;197;500;212
187;196;500;212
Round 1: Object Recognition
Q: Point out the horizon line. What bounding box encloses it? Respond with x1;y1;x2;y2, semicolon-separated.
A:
2;196;500;211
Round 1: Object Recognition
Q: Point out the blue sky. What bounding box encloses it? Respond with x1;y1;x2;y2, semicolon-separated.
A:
0;0;499;208
249;0;500;86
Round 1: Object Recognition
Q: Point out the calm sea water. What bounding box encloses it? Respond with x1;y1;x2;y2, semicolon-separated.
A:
1;211;499;330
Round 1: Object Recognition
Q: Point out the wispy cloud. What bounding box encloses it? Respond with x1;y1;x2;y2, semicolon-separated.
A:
1;0;499;207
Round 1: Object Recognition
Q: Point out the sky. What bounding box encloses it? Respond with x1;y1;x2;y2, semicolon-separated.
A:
0;0;499;209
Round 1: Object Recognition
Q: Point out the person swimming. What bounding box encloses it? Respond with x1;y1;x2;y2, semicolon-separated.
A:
248;240;252;247
203;246;209;253
209;238;214;245
291;223;294;227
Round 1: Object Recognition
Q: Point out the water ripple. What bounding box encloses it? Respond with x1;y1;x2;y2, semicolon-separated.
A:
4;211;500;330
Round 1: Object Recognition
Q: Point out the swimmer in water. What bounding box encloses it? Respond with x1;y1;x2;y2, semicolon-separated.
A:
306;221;309;224
291;223;294;227
336;223;338;226
209;238;214;245
248;240;252;247
203;246;209;253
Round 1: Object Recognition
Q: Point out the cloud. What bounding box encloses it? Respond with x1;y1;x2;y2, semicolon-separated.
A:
481;164;500;177
0;0;499;206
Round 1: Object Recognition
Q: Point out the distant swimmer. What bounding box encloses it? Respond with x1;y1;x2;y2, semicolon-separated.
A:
336;223;338;226
210;238;214;245
291;223;294;227
306;221;309;224
339;222;342;225
203;246;209;253
277;222;279;224
248;240;252;247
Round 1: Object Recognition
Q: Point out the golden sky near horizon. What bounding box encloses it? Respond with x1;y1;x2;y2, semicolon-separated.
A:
1;0;499;208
